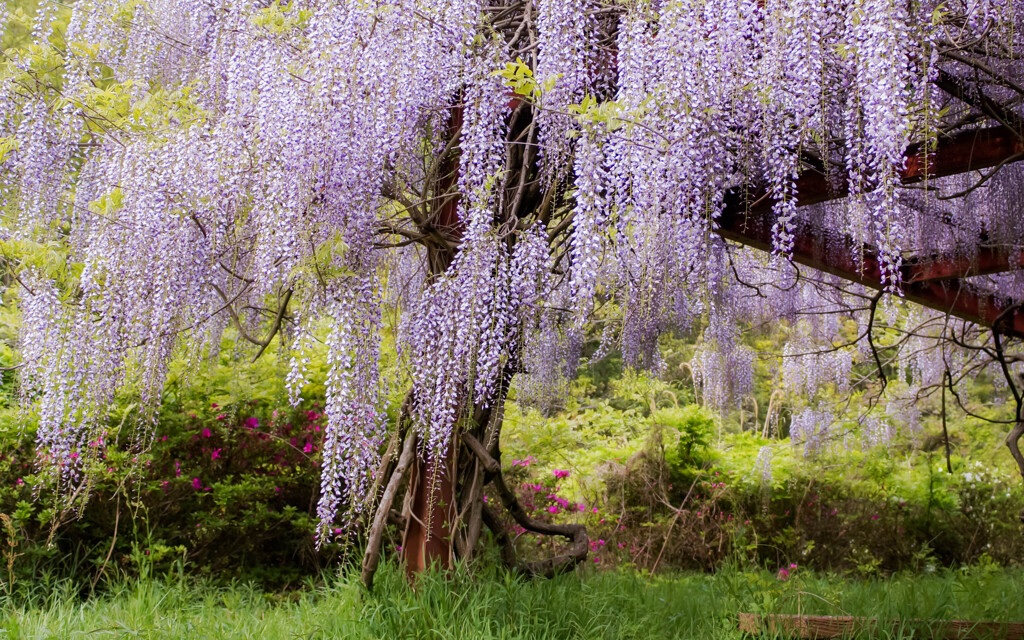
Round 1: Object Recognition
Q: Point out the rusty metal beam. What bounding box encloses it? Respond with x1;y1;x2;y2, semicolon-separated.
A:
905;247;1024;282
790;125;1024;208
718;125;1024;337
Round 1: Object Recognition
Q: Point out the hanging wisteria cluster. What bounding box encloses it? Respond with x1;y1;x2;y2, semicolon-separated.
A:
2;0;1024;536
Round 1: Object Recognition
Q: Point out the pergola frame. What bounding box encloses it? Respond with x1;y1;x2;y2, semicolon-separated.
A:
720;123;1024;337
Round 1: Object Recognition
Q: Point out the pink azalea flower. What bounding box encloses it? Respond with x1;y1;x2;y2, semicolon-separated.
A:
201;428;212;438
552;469;570;479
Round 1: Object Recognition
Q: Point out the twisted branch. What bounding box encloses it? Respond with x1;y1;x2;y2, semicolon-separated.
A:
463;433;588;577
361;428;417;590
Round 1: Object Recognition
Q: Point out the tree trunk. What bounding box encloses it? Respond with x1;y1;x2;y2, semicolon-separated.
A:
1006;420;1024;525
401;441;456;578
359;377;590;589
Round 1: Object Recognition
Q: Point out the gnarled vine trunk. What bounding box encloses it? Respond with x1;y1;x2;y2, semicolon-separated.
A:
361;376;590;589
401;446;456;576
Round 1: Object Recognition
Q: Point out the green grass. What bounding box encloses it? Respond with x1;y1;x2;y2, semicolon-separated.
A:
1;564;1023;639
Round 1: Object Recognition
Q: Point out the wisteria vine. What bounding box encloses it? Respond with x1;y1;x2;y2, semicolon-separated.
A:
1;0;1023;541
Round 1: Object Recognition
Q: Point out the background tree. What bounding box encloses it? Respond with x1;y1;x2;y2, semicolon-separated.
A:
1;0;1023;588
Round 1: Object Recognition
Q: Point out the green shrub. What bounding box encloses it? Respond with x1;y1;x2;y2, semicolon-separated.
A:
0;350;351;591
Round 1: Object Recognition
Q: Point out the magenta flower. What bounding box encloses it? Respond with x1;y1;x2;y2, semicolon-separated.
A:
192;477;202;490
211;448;222;460
201;428;212;438
777;569;790;581
553;469;570;479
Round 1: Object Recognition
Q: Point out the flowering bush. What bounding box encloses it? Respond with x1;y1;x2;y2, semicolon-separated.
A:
0;354;353;589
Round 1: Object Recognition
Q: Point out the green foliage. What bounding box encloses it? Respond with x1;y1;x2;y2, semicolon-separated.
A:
251;0;313;34
567;94;627;131
491;57;559;101
656;405;715;468
501;380;1024;574
0;343;350;591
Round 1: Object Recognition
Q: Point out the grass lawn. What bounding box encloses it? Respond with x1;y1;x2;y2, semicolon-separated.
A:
1;564;1022;639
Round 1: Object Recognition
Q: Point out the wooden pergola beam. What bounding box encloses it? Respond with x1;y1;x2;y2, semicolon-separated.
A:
718;125;1024;337
905;247;1024;282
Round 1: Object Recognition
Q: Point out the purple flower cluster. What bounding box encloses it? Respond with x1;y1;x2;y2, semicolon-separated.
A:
4;0;1024;524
